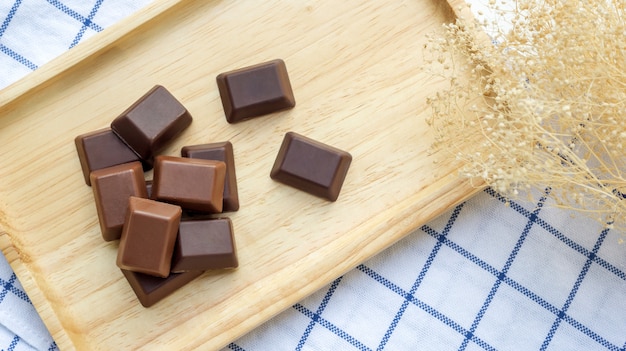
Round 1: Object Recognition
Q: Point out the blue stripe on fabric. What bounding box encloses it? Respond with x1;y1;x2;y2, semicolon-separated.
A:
0;0;22;38
595;256;626;282
500;274;559;314
293;303;372;351
376;203;465;351
562;314;621;351
540;227;611;350
358;264;497;351
45;0;103;32
6;335;20;351
48;341;59;351
69;0;104;48
0;273;32;304
458;188;551;351
0;43;38;70
296;276;343;351
227;343;246;351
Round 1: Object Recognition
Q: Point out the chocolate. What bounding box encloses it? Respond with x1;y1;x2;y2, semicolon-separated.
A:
171;218;238;272
151;156;226;213
216;59;295;123
111;85;192;165
75;128;141;185
270;132;352;201
121;269;203;307
181;142;239;212
90;162;147;241
117;197;182;278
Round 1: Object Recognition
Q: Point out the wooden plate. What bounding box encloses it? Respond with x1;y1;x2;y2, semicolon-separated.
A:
0;0;477;349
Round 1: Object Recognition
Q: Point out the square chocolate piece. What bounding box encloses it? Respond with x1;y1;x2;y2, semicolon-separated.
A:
111;85;192;165
75;128;141;185
117;197;182;278
90;162;147;241
216;59;295;123
270;132;352;201
181;141;239;212
171;218;238;272
152;155;226;213
121;269;203;308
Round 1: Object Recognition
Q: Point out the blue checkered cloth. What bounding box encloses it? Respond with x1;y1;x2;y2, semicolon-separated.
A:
1;1;625;351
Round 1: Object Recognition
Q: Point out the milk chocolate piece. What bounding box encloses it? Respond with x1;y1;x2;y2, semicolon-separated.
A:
152;156;226;213
181;142;239;212
171;218;238;272
90;162;147;241
216;59;295;123
75;128;141;185
270;132;352;201
111;85;192;165
117;197;182;277
121;269;203;307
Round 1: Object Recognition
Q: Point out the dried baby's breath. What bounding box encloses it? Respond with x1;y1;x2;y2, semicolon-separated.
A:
426;0;626;230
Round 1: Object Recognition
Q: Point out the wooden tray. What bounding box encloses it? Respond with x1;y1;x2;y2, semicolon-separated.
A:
0;0;477;349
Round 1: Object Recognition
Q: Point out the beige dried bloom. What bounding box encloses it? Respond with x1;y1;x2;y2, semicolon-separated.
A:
426;0;626;230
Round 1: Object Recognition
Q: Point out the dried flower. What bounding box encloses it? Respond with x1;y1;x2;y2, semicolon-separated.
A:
426;0;626;230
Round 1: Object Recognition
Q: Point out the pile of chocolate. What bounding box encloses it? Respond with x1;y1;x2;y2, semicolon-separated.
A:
75;59;352;307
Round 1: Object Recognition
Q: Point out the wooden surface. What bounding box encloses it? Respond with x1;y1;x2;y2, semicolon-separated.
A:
0;0;478;349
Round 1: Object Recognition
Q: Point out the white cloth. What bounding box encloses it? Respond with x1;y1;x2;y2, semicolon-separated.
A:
0;1;624;350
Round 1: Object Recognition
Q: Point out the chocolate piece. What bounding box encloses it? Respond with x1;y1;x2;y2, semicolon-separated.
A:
181;142;239;211
75;128;142;185
117;197;182;277
121;269;203;308
216;59;295;123
270;132;352;201
90;162;147;241
171;218;238;272
152;156;226;213
111;85;192;165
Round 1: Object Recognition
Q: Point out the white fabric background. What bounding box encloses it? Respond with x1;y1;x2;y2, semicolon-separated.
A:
0;1;624;350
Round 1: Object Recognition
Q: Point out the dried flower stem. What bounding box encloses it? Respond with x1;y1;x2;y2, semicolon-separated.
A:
426;0;626;230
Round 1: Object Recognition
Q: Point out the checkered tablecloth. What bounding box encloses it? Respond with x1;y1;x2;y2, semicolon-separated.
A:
1;1;625;351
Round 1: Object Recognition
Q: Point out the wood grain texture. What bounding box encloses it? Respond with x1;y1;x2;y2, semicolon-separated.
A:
0;0;478;349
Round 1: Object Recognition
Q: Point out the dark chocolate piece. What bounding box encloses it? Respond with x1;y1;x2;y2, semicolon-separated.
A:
270;132;352;201
171;218;238;272
152;156;226;213
216;59;295;123
75;128;141;185
90;162;147;241
121;269;203;308
181;142;239;211
111;85;192;165
117;197;182;278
